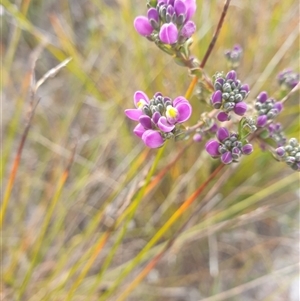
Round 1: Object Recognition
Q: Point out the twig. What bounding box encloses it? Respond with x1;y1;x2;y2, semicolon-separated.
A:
200;0;231;69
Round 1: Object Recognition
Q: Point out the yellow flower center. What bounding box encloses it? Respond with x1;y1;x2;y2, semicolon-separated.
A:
166;105;178;119
137;99;147;109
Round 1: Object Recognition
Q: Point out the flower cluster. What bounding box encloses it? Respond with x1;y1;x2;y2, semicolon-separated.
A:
134;0;197;45
205;127;253;164
211;70;249;122
266;122;286;147
277;69;299;90
276;138;300;171
224;44;243;68
125;91;192;148
255;91;283;127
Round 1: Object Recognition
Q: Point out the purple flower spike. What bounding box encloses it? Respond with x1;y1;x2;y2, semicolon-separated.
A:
176;102;192;123
276;147;285;157
157;116;175;132
274;102;283;113
193;133;202;142
125;109;143;121
133;123;146;138
142;130;164;148
257;91;268;103
211;90;222;109
159;23;178;44
242;144;253;155
217;111;229;122
234;102;247;116
217;127;230;142
181;20;196;38
226;70;237;81
134;16;154;37
257;115;268;127
139;115;152;129
205;139;220;157
221;151;233;164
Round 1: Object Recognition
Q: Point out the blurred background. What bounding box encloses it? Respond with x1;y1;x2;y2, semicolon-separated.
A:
2;0;299;300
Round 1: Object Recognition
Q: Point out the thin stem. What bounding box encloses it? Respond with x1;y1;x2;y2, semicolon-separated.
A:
1;99;40;228
185;0;231;99
99;164;225;301
200;0;231;69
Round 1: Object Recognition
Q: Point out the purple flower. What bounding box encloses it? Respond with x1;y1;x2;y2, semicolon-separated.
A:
277;69;300;90
217;111;230;122
205;127;254;164
224;44;243;67
125;91;150;121
180;20;196;38
134;16;154;36
142;130;165;148
256;115;268;127
275;138;300;171
193;133;202;142
234;102;248;116
205;139;220;157
255;91;283;127
267;122;286;147
211;70;249;121
159;23;178;44
134;0;197;46
125;91;192;148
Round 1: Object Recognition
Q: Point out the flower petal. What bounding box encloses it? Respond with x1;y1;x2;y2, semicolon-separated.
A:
142;130;165;148
157;116;175;132
221;151;233;164
242;144;253;155
205;139;220;157
193;133;202;142
159;23;178;44
152;111;161;124
217;111;230;122
173;96;188;107
139;115;153;129
274;102;283;113
217;127;230;142
211;90;222;108
133;123;146;138
257;91;268;103
256;115;268;127
134;16;154;37
234;101;247;116
147;8;159;23
174;0;186;17
134;91;149;108
226;70;237;81
181;20;196;38
125;109;143;121
176;102;192;123
185;0;197;20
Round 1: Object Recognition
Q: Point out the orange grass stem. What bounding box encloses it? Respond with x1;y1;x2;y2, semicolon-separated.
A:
17;146;75;300
1;99;40;228
100;164;225;301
